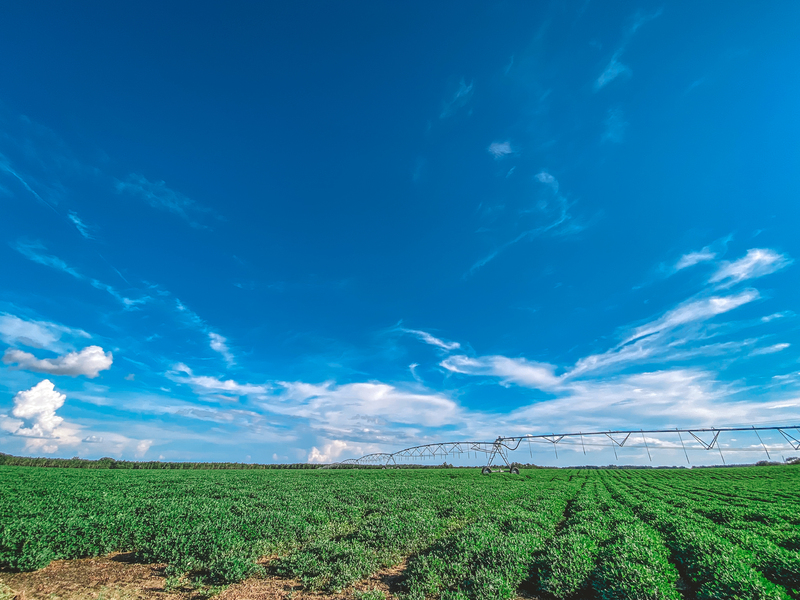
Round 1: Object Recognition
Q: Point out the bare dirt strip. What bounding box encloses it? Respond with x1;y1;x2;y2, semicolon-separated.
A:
0;554;410;600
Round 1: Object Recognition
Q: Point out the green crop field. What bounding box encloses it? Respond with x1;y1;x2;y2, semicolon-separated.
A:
1;465;799;599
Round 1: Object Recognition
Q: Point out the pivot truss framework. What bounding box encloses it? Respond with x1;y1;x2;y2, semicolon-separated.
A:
329;425;800;471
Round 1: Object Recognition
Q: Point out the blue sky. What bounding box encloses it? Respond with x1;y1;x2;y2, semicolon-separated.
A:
1;1;800;465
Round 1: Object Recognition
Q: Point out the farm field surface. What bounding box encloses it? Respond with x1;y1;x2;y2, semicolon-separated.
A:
1;466;799;600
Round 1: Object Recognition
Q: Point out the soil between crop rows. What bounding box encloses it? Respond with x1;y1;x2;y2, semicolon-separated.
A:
0;554;418;600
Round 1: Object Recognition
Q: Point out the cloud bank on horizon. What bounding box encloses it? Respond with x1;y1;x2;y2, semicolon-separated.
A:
1;2;799;465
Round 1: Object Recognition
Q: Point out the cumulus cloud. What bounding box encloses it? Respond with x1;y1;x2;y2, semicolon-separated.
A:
209;332;235;366
3;345;113;378
710;248;791;286
167;363;268;396
487;141;514;159
0;380;81;453
10;379;65;436
115;173;215;228
0;313;89;351
308;440;354;463
83;435;103;443
135;439;153;458
441;355;561;391
402;328;460;351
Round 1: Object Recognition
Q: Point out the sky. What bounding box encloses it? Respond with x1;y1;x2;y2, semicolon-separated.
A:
1;1;800;466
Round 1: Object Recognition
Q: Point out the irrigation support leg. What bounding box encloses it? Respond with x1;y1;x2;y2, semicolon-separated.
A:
753;426;771;460
677;429;690;465
641;429;651;462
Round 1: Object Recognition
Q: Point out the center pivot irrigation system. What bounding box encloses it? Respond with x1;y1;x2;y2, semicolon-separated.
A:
329;424;800;473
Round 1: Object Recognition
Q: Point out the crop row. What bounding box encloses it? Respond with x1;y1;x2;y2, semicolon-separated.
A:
1;465;799;599
604;474;795;599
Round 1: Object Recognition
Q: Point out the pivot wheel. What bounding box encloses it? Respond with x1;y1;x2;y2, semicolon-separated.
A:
481;466;492;475
510;467;520;475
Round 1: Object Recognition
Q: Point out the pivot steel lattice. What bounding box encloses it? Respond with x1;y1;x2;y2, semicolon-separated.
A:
326;424;800;472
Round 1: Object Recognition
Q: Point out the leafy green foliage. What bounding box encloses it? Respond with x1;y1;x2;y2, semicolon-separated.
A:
1;465;799;599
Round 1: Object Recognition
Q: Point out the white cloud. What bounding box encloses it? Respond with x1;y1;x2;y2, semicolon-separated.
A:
15;239;81;278
506;369;743;434
115;174;214;228
440;79;474;118
0;380;81;453
209;332;235;366
68;211;93;239
0;313;89;351
14;240;148;308
487;141;514;159
675;248;717;271
568;290;759;378
403;328;460;351
10;379;65;436
602;108;627;144
625;290;759;345
762;312;790;323
710;248;791;286
308;440;353;463
441;355;560;391
167;363;268;396
629;8;663;34
3;345;113;378
749;343;790;357
83;435;103;443
466;172;584;278
272;381;462;439
135;439;153;458
595;51;631;90
535;171;559;193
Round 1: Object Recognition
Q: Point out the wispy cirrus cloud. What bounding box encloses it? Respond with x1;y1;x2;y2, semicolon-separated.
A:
0;313;90;351
629;8;664;34
749;343;790;357
209;332;235;366
675;248;717;271
3;345;113;378
466;171;586;278
487;141;515;159
594;8;662;92
13;240;149;308
602;108;628;143
441;354;560;390
68;211;93;239
595;51;632;91
568;289;760;379
440;79;474;119
710;248;791;287
402;328;460;351
115;174;217;228
167;363;268;397
0;153;59;213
